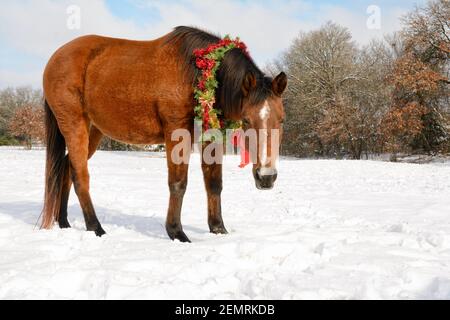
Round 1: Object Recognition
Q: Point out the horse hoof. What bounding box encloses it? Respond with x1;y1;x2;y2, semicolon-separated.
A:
166;224;191;243
210;225;228;235
171;231;191;243
94;226;106;237
58;220;71;229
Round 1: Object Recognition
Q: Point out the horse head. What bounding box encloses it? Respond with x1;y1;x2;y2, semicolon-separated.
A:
240;72;287;190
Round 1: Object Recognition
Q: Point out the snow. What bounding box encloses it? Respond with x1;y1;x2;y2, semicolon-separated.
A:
1;148;450;299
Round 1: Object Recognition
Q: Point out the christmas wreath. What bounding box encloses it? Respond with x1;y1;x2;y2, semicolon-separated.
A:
193;35;251;167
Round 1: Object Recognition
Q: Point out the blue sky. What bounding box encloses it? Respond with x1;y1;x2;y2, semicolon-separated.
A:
0;0;426;88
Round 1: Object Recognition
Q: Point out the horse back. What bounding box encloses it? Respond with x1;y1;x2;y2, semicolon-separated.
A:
44;34;194;145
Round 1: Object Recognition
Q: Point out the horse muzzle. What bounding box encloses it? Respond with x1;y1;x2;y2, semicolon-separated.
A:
253;167;278;190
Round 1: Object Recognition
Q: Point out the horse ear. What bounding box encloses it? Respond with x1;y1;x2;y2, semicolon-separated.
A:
242;73;257;97
272;72;287;96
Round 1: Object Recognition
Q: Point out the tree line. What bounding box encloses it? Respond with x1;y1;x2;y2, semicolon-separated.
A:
1;0;448;157
267;0;449;159
0;87;142;151
0;87;44;148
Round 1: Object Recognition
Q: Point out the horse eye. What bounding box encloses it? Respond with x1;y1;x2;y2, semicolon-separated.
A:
242;119;251;127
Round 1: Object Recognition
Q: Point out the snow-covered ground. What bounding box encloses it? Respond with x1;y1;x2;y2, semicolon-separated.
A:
1;148;450;299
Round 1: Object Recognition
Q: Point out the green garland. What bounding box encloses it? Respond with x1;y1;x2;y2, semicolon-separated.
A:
193;36;249;141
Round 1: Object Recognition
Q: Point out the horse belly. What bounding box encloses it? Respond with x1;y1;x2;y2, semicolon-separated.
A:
84;63;167;144
85;97;164;145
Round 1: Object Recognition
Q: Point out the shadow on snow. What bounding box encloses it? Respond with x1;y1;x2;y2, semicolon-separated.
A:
0;201;206;240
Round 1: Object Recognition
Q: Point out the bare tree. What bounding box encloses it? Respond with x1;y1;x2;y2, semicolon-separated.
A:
387;0;450;153
276;22;392;158
8;105;45;149
0;87;43;145
271;0;449;158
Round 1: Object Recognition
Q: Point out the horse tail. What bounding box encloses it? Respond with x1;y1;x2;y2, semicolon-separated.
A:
41;100;68;229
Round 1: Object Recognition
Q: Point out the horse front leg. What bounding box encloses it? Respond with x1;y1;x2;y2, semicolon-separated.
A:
202;144;228;235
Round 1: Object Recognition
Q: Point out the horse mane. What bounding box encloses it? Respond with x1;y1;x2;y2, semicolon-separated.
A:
165;26;272;119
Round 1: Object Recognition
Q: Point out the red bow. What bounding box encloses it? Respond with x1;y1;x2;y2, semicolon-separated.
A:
231;131;250;168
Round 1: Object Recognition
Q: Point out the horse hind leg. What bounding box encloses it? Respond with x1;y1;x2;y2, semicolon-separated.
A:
57;156;71;228
87;126;104;159
63;120;105;236
57;126;104;229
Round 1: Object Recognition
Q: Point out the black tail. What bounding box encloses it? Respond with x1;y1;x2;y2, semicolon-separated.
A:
41;100;69;229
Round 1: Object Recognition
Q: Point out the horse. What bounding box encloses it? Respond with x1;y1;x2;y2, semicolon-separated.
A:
41;26;287;242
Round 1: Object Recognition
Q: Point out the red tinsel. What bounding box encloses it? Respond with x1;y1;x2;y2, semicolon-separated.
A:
231;131;251;168
193;38;249;59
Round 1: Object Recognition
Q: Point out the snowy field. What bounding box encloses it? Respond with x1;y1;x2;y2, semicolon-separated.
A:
1;148;450;300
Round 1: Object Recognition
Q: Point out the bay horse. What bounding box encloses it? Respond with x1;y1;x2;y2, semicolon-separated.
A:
41;26;287;242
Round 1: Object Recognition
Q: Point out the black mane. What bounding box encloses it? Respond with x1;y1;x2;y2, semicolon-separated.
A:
165;26;272;119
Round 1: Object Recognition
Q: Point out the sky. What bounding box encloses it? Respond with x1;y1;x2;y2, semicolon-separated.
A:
0;0;426;88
